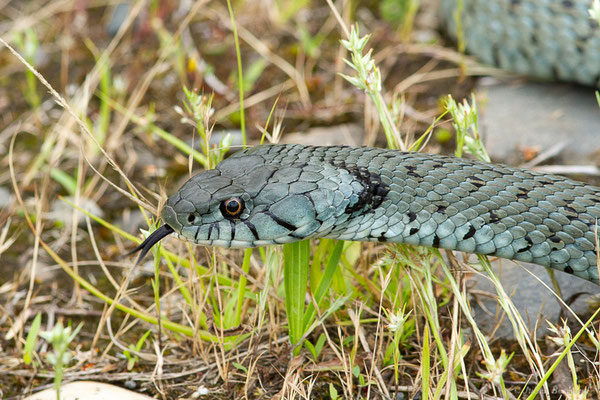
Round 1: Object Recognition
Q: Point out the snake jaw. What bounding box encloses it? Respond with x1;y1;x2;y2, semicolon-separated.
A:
125;224;174;266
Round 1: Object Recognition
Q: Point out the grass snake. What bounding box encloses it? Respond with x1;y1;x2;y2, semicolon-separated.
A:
440;0;600;86
130;144;600;285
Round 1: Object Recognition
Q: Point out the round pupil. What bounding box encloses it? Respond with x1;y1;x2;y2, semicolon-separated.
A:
226;199;240;214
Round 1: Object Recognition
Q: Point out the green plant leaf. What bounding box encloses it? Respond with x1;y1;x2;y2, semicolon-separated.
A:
23;312;42;365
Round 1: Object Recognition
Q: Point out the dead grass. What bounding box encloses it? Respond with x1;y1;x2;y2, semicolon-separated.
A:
0;0;598;399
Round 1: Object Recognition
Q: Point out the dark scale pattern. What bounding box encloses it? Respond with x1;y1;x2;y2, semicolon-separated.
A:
161;144;600;284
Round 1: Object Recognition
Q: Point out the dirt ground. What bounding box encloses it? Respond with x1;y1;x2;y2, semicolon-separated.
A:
1;0;598;399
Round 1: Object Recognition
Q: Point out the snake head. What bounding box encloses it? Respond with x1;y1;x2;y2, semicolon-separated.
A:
160;151;335;248
129;144;386;264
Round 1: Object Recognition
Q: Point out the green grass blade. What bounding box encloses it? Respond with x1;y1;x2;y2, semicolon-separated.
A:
421;323;430;400
227;0;246;145
283;240;310;355
50;168;77;196
303;240;343;330
235;248;253;326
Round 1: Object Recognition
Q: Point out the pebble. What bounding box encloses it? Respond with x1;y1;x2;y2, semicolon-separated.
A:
24;381;153;400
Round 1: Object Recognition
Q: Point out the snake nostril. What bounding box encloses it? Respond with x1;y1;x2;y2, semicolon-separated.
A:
187;214;195;223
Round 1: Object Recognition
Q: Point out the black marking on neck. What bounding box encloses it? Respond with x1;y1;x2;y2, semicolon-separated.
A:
488;210;500;223
336;162;390;214
462;225;476;240
516;191;528;199
407;211;417;223
564;205;578;214
517;236;534;253
564;266;574;274
549;235;561;243
468;179;485;188
404;164;421;179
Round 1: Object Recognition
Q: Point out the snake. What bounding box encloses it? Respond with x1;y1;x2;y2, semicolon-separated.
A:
128;144;600;285
439;0;600;86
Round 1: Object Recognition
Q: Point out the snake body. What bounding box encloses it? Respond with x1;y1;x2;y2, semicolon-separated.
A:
440;0;600;86
134;144;600;284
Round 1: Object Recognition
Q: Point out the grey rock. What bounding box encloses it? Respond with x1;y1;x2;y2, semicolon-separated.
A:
283;124;364;147
469;259;597;338
0;186;12;209
479;80;600;166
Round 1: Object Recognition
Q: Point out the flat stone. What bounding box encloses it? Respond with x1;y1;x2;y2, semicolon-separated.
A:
25;381;153;400
283;124;364;147
478;79;600;166
469;258;598;339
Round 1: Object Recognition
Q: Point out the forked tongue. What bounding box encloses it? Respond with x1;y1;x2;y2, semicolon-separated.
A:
124;224;174;266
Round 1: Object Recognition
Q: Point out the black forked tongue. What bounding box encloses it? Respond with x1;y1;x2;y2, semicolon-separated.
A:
124;224;174;266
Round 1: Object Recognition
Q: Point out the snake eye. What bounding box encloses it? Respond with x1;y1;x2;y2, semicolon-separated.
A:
220;197;244;219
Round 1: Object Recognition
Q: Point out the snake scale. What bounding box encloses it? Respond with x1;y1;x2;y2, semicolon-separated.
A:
440;0;600;86
130;144;600;284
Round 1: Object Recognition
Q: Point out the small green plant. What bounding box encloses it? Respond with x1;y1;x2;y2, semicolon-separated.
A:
121;330;152;370
23;312;42;365
40;321;83;400
232;361;248;374
547;321;590;400
329;383;339;400
179;87;231;169
303;333;327;360
444;94;489;161
383;306;411;385
339;25;401;149
352;365;371;387
477;349;513;398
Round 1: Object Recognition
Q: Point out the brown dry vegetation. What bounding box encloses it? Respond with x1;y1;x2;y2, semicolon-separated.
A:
0;0;598;399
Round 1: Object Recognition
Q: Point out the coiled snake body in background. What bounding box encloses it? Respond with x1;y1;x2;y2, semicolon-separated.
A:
132;144;600;285
440;0;600;86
